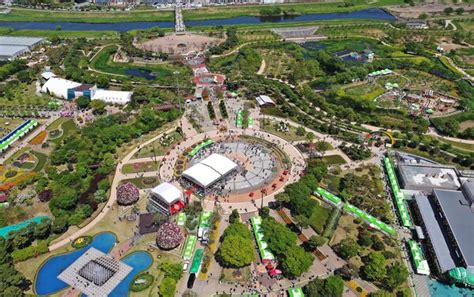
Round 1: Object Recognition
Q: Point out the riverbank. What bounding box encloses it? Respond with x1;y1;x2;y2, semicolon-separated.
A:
0;0;403;23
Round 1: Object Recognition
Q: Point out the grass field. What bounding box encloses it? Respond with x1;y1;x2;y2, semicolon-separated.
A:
261;119;309;142
31;150;48;173
133;132;182;159
309;201;332;234
122;161;159;174
0;27;119;39
322;155;347;165
50;119;78;145
343;83;385;101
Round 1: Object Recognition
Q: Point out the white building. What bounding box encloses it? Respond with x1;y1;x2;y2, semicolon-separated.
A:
0;36;44;61
91;89;132;105
41;77;81;100
148;182;185;216
256;95;275;107
182;153;237;189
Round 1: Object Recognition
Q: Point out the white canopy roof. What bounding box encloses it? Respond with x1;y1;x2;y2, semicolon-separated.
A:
151;182;182;204
41;77;81;99
256;95;274;106
92;89;132;105
182;154;237;188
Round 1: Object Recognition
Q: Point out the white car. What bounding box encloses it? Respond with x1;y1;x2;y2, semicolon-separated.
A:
183;261;189;272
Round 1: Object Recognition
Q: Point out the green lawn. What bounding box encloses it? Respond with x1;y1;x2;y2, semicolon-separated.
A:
122;161;159;174
133;132;182;159
322;155;347;165
121;177;160;189
309;201;332;234
343;83;385;101
50;119;78;145
31;151;48;173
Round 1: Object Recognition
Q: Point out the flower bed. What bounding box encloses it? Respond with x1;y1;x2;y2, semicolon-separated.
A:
71;235;93;249
130;273;154;292
29;131;47;145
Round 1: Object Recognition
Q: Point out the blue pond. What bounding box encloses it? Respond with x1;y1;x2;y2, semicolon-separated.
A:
0;8;395;32
125;68;156;80
428;279;473;297
34;232;117;296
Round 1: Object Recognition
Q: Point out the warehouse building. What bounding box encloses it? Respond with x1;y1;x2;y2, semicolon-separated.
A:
0;36;44;60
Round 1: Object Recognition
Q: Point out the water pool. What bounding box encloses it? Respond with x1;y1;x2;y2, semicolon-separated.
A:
34;232;117;296
0;216;49;238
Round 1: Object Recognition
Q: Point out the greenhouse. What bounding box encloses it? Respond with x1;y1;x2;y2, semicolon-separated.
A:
250;216;274;261
190;248;204;274
343;203;395;236
182;235;197;261
0;119;38;153
315;187;342;206
188;139;214;157
408;240;430;275
384;157;413;227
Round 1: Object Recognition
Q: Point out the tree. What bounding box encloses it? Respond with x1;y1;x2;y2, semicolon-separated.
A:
52;216;68;234
158;261;183;281
90;100;106;114
315;141;331;155
222;222;251;240
229;209;240;224
281;245;314;278
261;217;297;255
159;277;176;297
217;235;254;268
321;275;344;297
336;238;359;260
384;262;408;291
76;96;91;109
33;219;51;240
294;214;310;231
444;7;454;15
362;252;387;282
296;126;306;136
308;235;326;249
275;192;290;207
455;7;464;15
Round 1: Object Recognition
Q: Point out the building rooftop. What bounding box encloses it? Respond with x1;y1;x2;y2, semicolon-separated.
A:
0;45;28;56
151;182;182;204
398;164;460;190
0;36;43;46
415;194;458;273
434;189;474;272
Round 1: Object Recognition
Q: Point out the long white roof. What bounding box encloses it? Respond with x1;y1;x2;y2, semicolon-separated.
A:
151;182;182;204
41;77;81;99
182;154;237;188
92;89;132;105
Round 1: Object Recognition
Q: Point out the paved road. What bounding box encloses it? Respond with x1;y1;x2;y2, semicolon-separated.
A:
48;125;176;251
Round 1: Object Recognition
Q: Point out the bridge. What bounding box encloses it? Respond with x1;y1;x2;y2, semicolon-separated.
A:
175;0;186;34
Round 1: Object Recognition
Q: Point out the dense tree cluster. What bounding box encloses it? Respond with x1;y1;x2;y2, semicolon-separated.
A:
261;217;314;278
303;275;345;297
0;237;29;296
208;28;239;55
47;108;179;231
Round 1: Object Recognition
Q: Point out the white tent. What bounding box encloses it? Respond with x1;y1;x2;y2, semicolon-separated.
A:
256;95;275;107
182;154;237;188
151;182;183;204
41;77;81;99
91;89;132;105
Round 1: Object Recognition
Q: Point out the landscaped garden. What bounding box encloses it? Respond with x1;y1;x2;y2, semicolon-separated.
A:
122;161;159;174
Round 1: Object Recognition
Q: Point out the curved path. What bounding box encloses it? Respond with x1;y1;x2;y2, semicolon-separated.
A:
48;125;177;251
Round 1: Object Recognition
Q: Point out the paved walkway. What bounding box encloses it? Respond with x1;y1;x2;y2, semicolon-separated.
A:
48;126;176;251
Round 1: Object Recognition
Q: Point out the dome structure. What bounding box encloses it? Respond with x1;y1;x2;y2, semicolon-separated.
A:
156;222;183;250
116;182;139;206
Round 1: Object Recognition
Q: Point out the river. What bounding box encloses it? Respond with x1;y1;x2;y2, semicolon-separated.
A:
0;8;395;31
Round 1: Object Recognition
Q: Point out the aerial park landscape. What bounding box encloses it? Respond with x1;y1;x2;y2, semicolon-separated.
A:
0;0;473;296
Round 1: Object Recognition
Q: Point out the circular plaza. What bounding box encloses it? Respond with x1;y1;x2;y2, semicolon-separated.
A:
160;129;306;206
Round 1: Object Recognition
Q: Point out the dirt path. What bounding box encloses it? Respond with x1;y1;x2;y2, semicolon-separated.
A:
257;59;266;75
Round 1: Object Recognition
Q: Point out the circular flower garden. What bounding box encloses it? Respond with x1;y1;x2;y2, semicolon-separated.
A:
156;222;183;250
117;182;140;205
